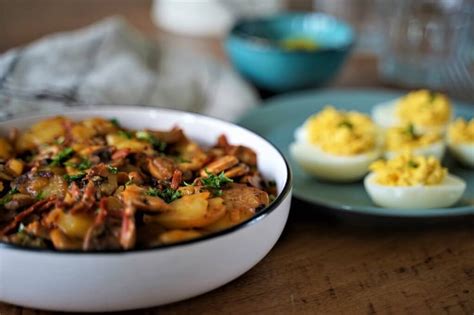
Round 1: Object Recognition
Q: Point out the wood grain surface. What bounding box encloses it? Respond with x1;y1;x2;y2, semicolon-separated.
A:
0;1;473;314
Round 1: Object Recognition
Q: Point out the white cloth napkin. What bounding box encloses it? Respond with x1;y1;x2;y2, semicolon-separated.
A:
0;17;258;122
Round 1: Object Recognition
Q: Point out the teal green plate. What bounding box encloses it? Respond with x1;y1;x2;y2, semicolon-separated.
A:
239;89;474;218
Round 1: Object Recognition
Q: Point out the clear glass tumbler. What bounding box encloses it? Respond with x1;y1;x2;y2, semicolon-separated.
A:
378;0;474;97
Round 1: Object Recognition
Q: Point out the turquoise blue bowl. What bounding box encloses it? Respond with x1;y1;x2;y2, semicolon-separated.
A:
225;13;355;92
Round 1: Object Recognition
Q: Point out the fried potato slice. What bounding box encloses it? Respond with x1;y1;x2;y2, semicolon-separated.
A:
149;192;226;229
45;208;95;239
16;116;70;152
0;138;13;160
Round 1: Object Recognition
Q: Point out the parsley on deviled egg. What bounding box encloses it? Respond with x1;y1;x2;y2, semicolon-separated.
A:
384;123;445;160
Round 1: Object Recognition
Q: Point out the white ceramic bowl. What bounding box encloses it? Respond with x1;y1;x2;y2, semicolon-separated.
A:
0;107;292;312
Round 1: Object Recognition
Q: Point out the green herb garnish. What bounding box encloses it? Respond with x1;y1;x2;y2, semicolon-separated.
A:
201;170;233;196
408;160;419;168
35;191;45;201
50;147;74;166
136;131;167;152
65;159;91;171
339;120;353;129
64;172;86;183
146;187;182;203
110;118;120;127
0;187;19;206
405;124;417;139
429;91;437;103
77;159;92;170
107;164;118;174
118;130;132;139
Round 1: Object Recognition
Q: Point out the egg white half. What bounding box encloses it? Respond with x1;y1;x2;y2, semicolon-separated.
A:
364;172;466;209
290;127;381;182
372;99;399;129
372;98;452;133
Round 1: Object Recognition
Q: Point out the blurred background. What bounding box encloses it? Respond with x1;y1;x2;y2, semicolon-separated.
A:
0;2;473;313
0;0;472;106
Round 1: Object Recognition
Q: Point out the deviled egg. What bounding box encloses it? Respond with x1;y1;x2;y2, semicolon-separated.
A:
290;106;381;182
447;118;474;168
364;153;466;209
384;124;445;160
372;90;452;133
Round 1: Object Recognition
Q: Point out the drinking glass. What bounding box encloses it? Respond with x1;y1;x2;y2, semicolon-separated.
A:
378;0;474;97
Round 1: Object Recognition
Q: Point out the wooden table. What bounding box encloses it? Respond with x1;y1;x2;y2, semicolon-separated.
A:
1;1;473;314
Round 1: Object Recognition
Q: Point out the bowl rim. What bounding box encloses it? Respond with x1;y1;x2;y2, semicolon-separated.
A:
226;12;355;54
0;106;292;255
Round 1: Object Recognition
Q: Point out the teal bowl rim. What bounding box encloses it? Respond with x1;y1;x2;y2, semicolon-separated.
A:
226;12;356;55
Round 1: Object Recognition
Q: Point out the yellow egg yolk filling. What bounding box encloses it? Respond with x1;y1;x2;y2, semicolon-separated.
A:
306;106;376;155
448;118;474;144
280;37;319;51
370;153;446;186
396;90;451;127
385;124;442;151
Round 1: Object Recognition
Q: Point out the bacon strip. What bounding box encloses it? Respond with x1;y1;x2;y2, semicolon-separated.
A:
0;198;56;236
70;181;96;214
112;148;131;161
171;169;182;190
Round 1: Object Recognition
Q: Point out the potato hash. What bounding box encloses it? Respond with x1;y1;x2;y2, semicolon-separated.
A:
0;117;276;251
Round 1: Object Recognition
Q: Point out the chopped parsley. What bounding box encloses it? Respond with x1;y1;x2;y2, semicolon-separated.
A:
136;131;167;152
405;124;417;139
118;130;132;139
110;118;120;127
408;160;419;168
213;189;224;197
35;191;45;200
338;120;353;129
64;172;86;183
201;170;233;196
107;164;118;174
76;159;92;170
50;147;74;166
65;159;91;171
146;187;182;203
429;91;437;103
0;187;19;206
